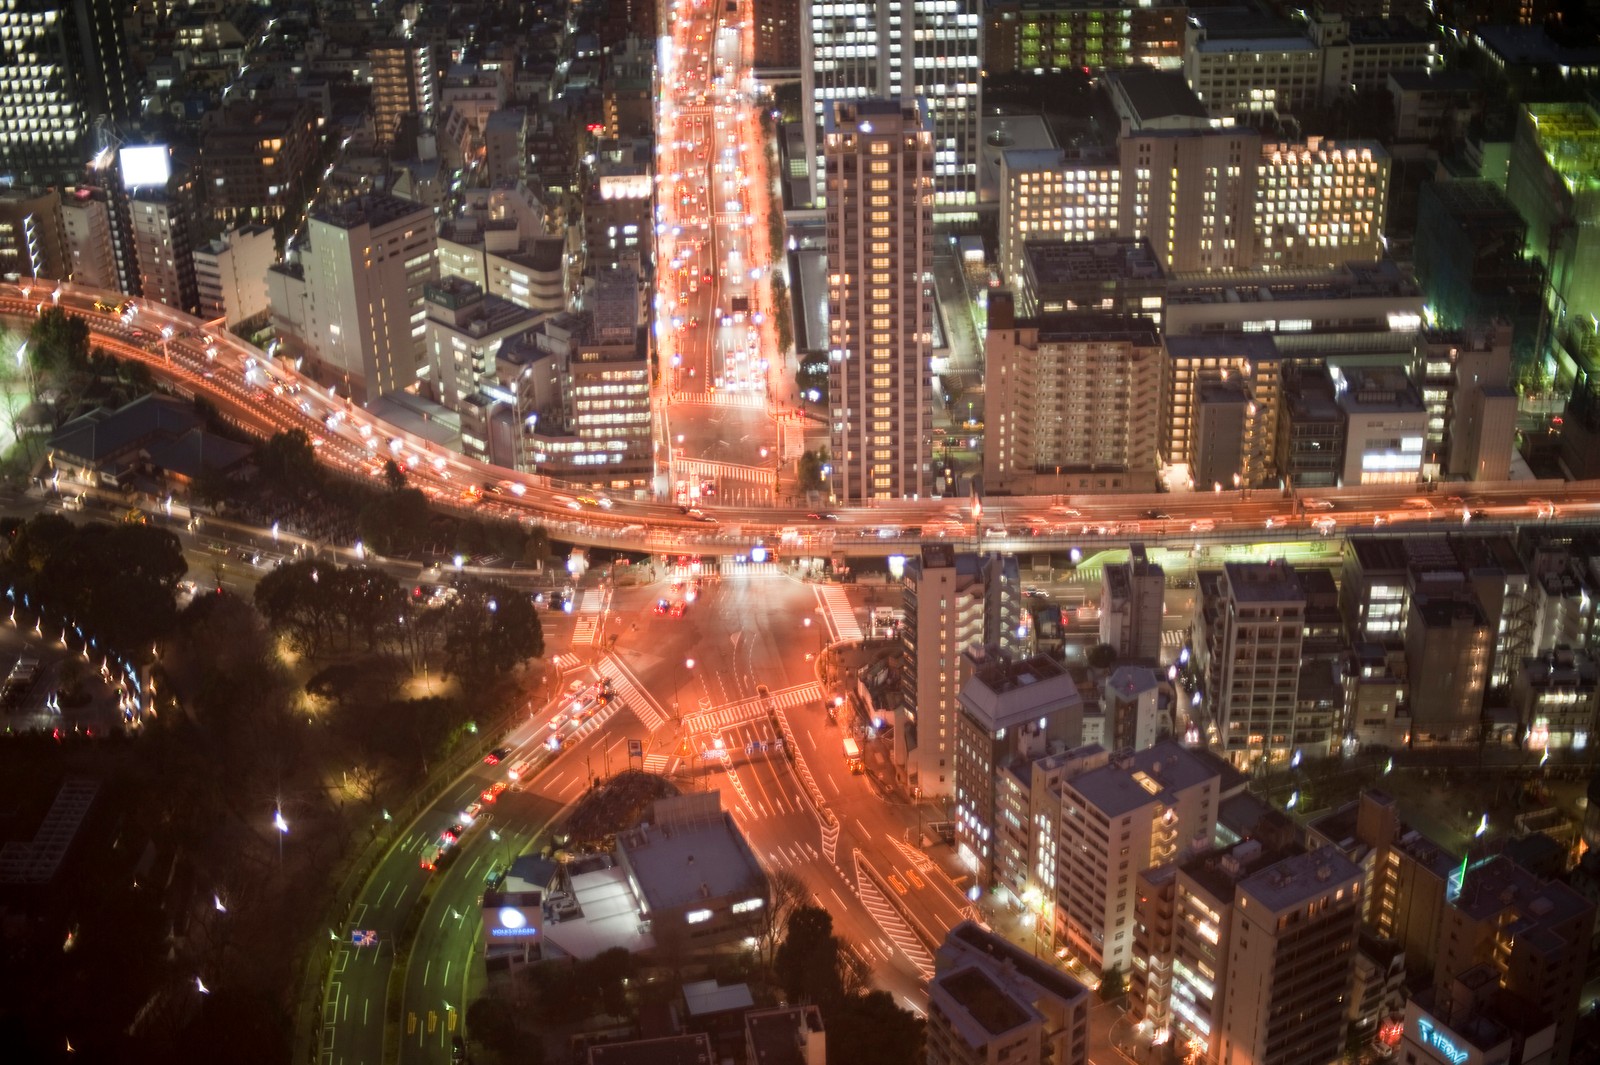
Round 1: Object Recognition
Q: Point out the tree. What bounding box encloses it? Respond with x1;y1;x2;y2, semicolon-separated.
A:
441;581;544;688
256;429;322;495
826;991;924;1065
382;458;407;492
28;306;92;378
1087;643;1118;671
797;448;830;493
774;905;844;1006
358;486;431;556
745;868;807;972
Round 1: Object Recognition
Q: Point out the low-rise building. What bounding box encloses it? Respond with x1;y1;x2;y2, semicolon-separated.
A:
928;921;1091;1065
192;224;275;327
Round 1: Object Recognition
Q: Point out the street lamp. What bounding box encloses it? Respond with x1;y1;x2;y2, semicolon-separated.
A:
273;804;289;867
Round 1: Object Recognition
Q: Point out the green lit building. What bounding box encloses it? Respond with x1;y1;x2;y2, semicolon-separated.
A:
1504;102;1600;331
983;0;1186;76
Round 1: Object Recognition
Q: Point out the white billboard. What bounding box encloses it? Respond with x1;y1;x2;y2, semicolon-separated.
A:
119;145;171;190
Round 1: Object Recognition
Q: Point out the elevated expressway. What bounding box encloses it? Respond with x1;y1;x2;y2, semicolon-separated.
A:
6;280;1600;561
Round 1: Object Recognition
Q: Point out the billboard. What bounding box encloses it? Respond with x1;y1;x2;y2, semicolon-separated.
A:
482;890;542;948
119;146;171;190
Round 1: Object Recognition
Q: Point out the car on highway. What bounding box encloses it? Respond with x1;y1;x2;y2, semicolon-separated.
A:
654;598;671;614
507;758;534;782
481;781;508;804
1303;499;1335;510
484;746;512;765
670;602;689;618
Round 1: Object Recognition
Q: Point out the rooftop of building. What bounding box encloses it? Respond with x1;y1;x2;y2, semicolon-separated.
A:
1163;332;1281;362
1452;855;1595;945
586;1034;713;1065
1388;68;1478;92
1334;365;1424;414
1181;838;1301;906
744;1005;824;1065
1066;738;1221;818
960;651;1081;733
681;979;755;1017
1223;560;1304;604
933;966;1033;1040
1105;665;1161;700
1476;24;1600;67
1104;67;1210;127
824;97;927;135
1238;843;1362;914
1285;368;1342;421
1411;592;1487;629
614;798;764;916
1166;260;1418;307
1017;313;1162;347
1422;177;1524;226
1023;237;1166;285
312;193;434;231
941;920;1090;1006
1520;101;1600;194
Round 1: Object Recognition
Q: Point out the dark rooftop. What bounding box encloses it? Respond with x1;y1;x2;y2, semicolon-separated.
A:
936;967;1030;1036
586;1033;714;1065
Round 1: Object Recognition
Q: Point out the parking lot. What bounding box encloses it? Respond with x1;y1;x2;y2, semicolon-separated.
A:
0;620;129;737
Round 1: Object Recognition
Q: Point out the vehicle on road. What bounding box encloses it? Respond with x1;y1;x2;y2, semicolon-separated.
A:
484;746;512;765
842;736;864;774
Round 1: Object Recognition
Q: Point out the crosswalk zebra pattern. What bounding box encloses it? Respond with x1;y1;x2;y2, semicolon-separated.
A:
676;391;765;409
715;560;785;578
579;590;604;613
643;753;670;773
817;584;862;642
550;653;581;672
854;854;935;980
683;683;821;731
597;657;668;731
1161;630;1187;648
573;615;597;645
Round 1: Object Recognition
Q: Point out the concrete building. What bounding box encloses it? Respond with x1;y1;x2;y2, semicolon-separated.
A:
266;195;438;400
824;99;934;501
425;278;542;416
927;921;1091;1065
1405;592;1492;744
897;545;1022;800
59;187;119;291
1505;102;1600;329
193;225;275;328
1332;365;1428;487
743;1005;824;1065
1413;181;1542;361
983;1;1190;75
199;98;319;227
1100;545;1165;662
1400;966;1557;1065
983;295;1162;494
1160;334;1281;484
1513;648;1600;752
1435;857;1594;1064
1192;562;1307;769
584;138;654;273
129;178;200;316
1056;740;1223;976
371;38;435;150
802;0;980;214
613;793;767;944
1215;845;1364;1065
954;650;1085;891
1011;238;1166;324
483;109;527;187
1413;328;1516;482
1101;665;1168;753
1277;366;1346;489
0;188;65;281
1306;789;1461;981
752;0;802;72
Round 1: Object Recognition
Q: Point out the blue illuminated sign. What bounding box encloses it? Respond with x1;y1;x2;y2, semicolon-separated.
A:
1417;1020;1468;1065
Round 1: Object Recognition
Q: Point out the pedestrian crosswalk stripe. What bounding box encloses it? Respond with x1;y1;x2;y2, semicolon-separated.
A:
683;684;821;731
551;653;581;671
598;657;668;732
818;584;862;642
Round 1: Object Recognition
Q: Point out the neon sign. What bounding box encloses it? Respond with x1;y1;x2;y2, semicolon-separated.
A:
490;906;538;938
1417;1020;1468;1065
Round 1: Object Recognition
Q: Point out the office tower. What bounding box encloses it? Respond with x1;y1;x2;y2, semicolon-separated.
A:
983;1;1137;75
953;650;1083;890
266;195;438;400
1414;328;1517;482
824;99;933;502
1100;545;1166;662
0;0;135;186
1413;182;1543;361
371;38;436;151
1192;562;1306;769
129;161;200;315
927;921;1091;1065
1506;102;1600;329
752;0;801;71
983;293;1162;495
425;277;542;412
1056;740;1222;977
803;1;981;214
0;187;65;280
1434;857;1594;1064
1277;366;1346;489
193;225;275;328
1330;366;1428;487
897;545;1021;800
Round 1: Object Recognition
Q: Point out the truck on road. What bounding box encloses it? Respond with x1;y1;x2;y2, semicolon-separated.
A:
842;736;863;774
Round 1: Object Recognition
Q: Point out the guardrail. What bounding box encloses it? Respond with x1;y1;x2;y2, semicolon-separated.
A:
767;698;840;863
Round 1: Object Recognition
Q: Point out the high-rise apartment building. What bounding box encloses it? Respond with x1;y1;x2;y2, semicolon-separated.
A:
802;0;980;213
425;277;542;413
1055;741;1222;976
929;922;1091;1065
897;545;1021;800
0;0;136;186
371;38;436;151
1434;856;1594;1064
752;0;802;70
954;650;1083;889
1401;965;1558;1065
199;98;319;227
129;161;200;316
59;186;118;290
266;195;438;400
1192;562;1307;769
983;294;1162;494
1100;544;1166;662
824;99;933;502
